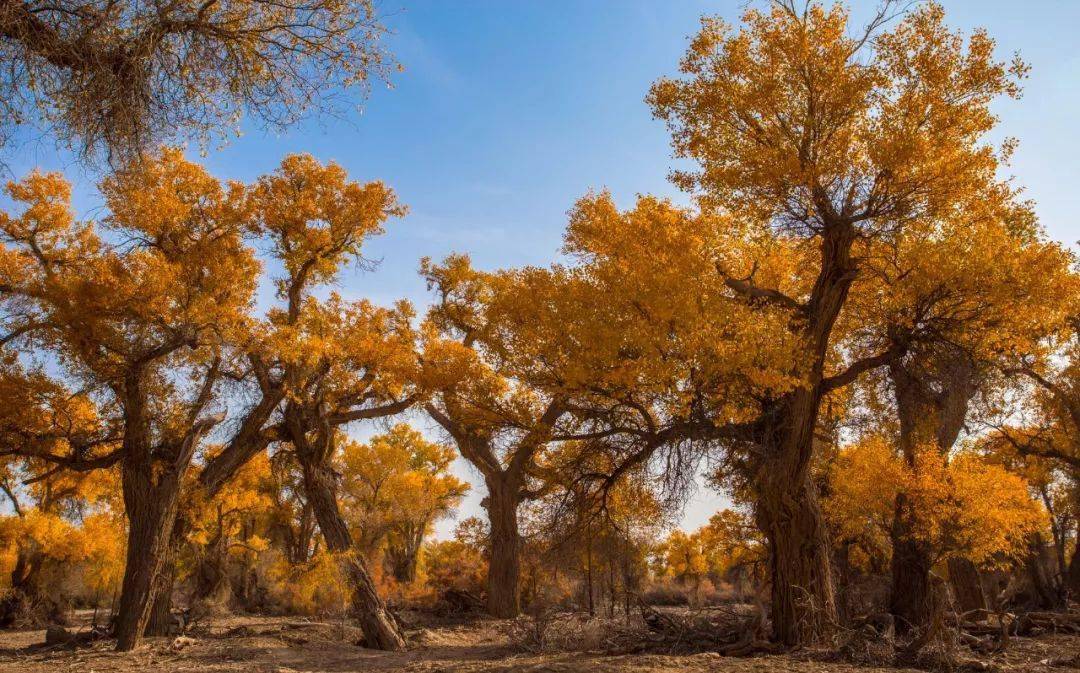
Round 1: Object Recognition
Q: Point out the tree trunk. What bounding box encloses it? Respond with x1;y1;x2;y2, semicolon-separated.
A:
1067;539;1080;602
144;514;189;637
889;494;935;632
389;527;423;584
114;462;183;651
193;545;232;607
734;218;854;647
754;386;838;646
0;549;62;627
484;478;522;618
1024;535;1064;609
757;456;837;646
832;541;853;626
144;555;177;636
300;460;405;650
887;356;977;632
947;557;987;614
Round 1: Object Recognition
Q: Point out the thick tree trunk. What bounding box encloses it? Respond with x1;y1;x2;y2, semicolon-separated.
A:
947;557;987;614
1024;535;1064;609
9;549;35;592
144;554;177;636
754;387;838;646
145;515;189;637
484;478;522;618
889;498;935;632
114;464;183;651
300;461;405;650
389;528;423;584
390;552;418;584
192;546;232;607
724;218;856;647
757;457;836;646
0;551;62;627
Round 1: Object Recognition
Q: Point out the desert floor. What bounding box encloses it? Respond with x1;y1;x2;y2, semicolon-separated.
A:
0;612;1076;673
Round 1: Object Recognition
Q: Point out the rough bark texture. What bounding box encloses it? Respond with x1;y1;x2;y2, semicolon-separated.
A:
387;522;425;584
144;551;177;636
484;477;522;618
193;546;231;607
889;508;934;632
424;398;563;622
145;514;190;637
756;456;837;645
0;549;68;627
743;223;864;646
299;459;405;651
113;460;183;650
947;557;987;614
1024;535;1065;609
111;367;219;651
388;549;418;584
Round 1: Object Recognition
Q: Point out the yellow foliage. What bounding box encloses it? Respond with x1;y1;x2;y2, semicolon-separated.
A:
422;539;486;595
825;437;1045;568
339;423;467;558
264;550;350;616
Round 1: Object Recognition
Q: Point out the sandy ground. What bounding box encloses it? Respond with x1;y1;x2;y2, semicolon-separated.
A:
0;613;1076;673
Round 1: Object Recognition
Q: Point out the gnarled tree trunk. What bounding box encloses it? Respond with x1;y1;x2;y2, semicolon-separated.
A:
753;385;838;646
947;557;987;614
387;522;425;584
890;500;934;631
757;463;836;645
0;549;66;627
144;552;177;636
114;460;185;650
484;477;522;618
144;514;189;637
1023;534;1065;609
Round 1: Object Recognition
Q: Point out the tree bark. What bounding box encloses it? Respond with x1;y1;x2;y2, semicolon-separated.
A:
1067;539;1080;602
111;366;221;651
757;461;837;645
484;477;522;618
144;514;189;636
1023;535;1064;609
889;496;934;632
300;460;405;650
0;550;61;627
144;552;177;636
114;459;184;650
743;223;860;646
751;381;838;646
947;557;987;614
388;524;424;584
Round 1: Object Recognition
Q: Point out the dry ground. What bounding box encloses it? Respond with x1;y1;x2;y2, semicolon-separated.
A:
0;612;1076;673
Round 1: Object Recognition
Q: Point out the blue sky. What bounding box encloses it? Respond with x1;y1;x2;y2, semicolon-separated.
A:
6;1;1080;536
